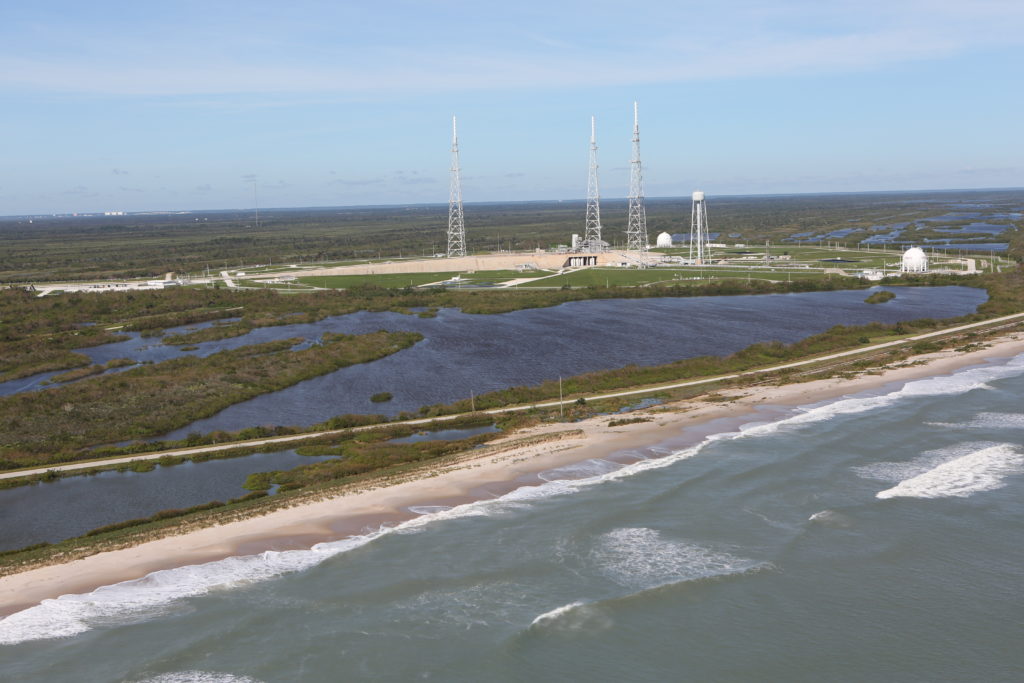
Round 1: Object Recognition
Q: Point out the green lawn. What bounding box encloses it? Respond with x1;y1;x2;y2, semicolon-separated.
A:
516;267;833;288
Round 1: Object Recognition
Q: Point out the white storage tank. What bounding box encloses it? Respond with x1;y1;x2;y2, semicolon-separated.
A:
901;246;928;273
656;231;673;247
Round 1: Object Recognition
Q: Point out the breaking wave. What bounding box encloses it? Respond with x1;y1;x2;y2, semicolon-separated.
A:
876;445;1024;499
852;441;993;484
528;600;613;633
530;601;587;627
134;673;261;683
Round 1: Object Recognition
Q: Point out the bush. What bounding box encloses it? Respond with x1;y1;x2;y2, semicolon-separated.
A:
865;290;896;304
370;392;393;403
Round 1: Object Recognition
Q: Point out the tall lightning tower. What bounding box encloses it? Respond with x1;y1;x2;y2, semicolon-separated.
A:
625;101;648;257
447;116;467;258
583;116;603;251
689;191;710;264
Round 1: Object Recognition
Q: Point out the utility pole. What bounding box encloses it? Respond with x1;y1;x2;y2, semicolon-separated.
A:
559;376;564;418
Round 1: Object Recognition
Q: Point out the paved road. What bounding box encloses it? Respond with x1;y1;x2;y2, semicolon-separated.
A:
3;310;1022;482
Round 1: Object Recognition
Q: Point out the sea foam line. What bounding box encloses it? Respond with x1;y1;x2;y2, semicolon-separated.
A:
3;353;1023;646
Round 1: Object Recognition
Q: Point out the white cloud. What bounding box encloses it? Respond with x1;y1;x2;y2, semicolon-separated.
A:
0;1;1020;96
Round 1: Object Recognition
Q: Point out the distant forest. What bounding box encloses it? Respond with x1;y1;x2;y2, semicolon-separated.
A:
1;189;1021;282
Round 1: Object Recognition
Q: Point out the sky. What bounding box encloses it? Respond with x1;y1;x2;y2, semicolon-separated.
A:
1;0;1022;215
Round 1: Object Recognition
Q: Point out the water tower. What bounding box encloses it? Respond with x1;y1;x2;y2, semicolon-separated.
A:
689;191;710;264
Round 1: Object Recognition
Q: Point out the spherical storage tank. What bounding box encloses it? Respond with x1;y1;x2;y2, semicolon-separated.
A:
656;231;673;247
901;246;928;273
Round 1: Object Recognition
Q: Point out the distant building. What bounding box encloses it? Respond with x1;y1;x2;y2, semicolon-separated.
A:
656;231;673;247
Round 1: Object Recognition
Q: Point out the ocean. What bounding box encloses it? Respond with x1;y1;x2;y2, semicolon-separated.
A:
2;353;1023;682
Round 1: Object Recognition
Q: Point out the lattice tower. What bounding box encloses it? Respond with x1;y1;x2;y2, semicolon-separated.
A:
447;116;467;258
583;116;603;251
625;101;648;258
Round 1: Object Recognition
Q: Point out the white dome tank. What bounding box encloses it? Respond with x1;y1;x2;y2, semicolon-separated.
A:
901;246;928;273
656;231;673;247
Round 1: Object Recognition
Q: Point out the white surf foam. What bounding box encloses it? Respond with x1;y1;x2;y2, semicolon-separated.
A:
738;354;1024;439
528;600;613;633
590;527;764;591
963;412;1024;430
4;354;1022;645
808;509;853;528
135;673;261;683
852;441;992;484
530;600;586;627
407;505;452;515
876;444;1024;499
537;458;623;482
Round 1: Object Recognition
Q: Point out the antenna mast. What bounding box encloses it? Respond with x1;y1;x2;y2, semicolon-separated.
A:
447;116;467;258
689;191;710;264
583;116;603;252
625;101;648;260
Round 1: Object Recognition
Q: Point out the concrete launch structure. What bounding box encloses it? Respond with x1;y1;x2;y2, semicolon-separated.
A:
447;116;467;258
689;191;710;264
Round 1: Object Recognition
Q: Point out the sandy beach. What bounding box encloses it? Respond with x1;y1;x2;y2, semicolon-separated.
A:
2;331;1022;618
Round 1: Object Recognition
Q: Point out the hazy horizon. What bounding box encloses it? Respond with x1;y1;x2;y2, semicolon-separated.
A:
5;185;1024;220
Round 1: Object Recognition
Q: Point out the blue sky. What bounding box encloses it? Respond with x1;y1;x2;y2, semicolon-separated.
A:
1;0;1022;215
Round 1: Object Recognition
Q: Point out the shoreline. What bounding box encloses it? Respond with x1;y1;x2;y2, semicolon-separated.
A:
2;332;1023;618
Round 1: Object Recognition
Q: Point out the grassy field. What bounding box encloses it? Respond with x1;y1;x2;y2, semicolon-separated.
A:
518;267;833;288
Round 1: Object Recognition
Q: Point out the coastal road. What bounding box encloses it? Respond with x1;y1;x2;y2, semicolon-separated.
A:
3;310;1023;482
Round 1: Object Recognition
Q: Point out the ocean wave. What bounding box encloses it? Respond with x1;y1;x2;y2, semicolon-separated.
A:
530;600;586;626
590;527;764;591
972;412;1024;429
851;442;994;484
134;673;261;683
537;458;623;482
926;412;1024;430
528;601;612;633
808;509;853;528
407;505;452;515
876;444;1024;499
3;354;1021;645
